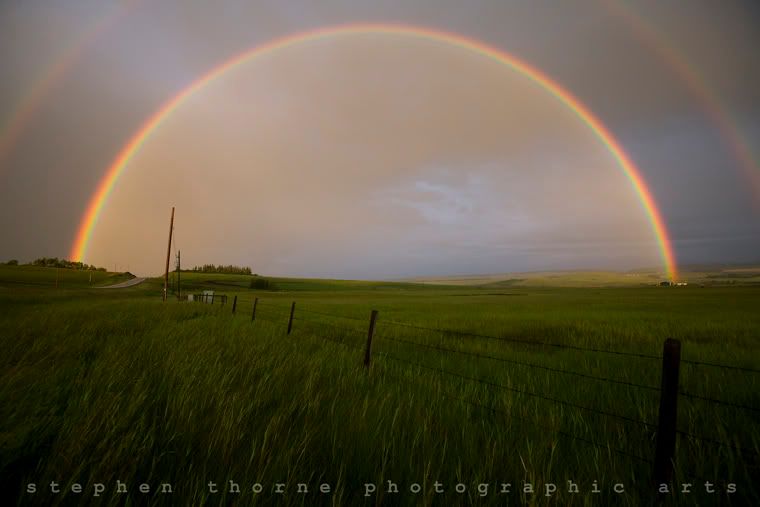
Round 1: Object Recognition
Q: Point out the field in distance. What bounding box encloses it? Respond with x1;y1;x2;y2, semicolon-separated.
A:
401;265;760;287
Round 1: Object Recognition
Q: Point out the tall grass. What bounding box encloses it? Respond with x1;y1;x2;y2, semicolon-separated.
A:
1;285;758;505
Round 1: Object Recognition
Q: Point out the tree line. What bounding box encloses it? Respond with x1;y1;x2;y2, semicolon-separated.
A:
187;264;252;275
1;257;108;271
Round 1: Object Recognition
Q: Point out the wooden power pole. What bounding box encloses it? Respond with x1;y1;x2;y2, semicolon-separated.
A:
176;250;181;300
163;207;175;302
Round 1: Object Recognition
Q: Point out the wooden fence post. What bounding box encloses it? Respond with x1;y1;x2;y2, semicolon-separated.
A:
653;338;681;488
232;295;237;315
251;297;258;322
287;302;296;334
364;310;378;368
211;294;215;305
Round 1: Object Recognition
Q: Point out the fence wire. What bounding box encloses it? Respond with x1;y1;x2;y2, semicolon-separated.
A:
191;294;760;478
294;327;363;350
379;362;652;465
293;315;364;335
678;390;760;414
378;333;661;392
676;430;760;460
381;319;661;361
297;306;368;323
375;351;657;430
681;359;760;374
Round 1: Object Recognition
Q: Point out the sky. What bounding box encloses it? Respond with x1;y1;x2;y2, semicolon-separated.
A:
0;0;758;278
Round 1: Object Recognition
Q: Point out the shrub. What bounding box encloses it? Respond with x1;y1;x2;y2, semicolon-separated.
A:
29;257;106;270
250;277;277;290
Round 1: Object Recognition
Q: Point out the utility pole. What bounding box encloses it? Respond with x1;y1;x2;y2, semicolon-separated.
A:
163;206;175;302
176;250;181;300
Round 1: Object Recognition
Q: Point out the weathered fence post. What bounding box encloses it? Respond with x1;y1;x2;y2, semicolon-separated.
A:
251;297;258;322
653;338;681;488
364;310;378;368
287;302;296;334
211;294;215;305
232;295;237;315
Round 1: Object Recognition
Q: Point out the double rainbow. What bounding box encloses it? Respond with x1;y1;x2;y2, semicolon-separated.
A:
69;23;678;280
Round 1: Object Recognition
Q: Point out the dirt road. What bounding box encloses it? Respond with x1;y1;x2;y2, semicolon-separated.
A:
97;277;146;288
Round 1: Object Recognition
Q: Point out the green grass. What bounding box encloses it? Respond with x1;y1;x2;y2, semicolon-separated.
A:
0;265;134;289
1;273;759;506
170;271;459;293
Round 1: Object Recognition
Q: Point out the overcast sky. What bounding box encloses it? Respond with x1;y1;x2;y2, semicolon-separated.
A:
1;0;758;278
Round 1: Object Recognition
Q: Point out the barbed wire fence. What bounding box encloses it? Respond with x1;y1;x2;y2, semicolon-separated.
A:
190;293;760;491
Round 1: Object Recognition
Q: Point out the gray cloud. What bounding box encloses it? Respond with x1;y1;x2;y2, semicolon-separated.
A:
0;0;758;277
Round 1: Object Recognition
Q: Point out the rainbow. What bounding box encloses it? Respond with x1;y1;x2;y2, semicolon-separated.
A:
603;0;760;201
69;23;678;280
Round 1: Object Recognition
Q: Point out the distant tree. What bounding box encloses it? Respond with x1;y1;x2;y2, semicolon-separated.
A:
5;259;18;266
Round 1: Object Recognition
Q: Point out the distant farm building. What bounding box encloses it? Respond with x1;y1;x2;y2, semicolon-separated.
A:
659;281;688;287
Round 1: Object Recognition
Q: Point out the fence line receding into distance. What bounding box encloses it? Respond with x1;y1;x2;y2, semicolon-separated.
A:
189;293;760;490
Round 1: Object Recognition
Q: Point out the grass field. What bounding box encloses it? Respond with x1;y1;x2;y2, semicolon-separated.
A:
1;267;759;505
0;265;134;289
404;266;760;287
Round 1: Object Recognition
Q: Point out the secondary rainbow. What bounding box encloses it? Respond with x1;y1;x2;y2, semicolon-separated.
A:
69;23;678;280
0;1;141;166
603;0;760;201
